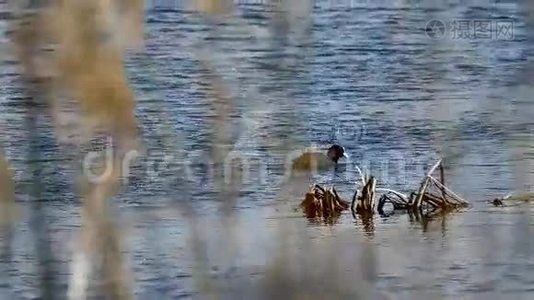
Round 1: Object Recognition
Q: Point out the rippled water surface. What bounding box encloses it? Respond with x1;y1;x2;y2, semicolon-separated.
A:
1;1;534;299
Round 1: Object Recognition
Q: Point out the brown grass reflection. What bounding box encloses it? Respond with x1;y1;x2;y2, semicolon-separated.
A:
194;0;234;15
9;0;144;298
0;152;15;228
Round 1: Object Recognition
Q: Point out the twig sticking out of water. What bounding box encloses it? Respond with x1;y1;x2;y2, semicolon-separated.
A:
412;159;469;211
376;159;469;215
376;188;411;213
301;185;349;219
333;159;468;218
350;175;377;217
27;1;143;299
303;159;469;220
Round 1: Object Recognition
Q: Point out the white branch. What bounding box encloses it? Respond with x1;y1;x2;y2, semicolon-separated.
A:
376;188;409;202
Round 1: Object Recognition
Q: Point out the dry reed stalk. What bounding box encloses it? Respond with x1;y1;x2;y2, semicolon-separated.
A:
9;14;43;82
439;163;446;199
112;0;145;49
0;152;16;227
301;185;349;219
47;0;140;145
194;0;234;15
413;159;442;208
36;1;142;299
411;159;469;212
376;188;410;213
9;0;139;299
350;175;377;216
67;155;133;300
356;160;468;216
194;52;240;215
414;177;430;209
8;6;61;299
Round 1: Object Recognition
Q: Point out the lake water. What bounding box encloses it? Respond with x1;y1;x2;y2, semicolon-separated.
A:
0;0;533;299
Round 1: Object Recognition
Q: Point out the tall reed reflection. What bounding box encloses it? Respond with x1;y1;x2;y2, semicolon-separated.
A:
0;151;14;229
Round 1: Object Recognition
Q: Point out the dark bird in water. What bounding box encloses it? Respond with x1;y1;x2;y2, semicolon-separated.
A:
291;144;348;172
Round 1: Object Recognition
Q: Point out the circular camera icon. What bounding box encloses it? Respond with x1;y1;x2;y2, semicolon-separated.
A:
425;19;446;39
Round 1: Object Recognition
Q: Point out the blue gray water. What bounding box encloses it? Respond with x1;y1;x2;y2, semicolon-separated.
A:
0;0;533;299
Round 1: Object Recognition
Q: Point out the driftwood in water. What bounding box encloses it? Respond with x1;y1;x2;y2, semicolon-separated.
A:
300;185;349;218
303;160;468;219
351;175;377;216
377;159;469;215
412;159;468;211
377;189;411;214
